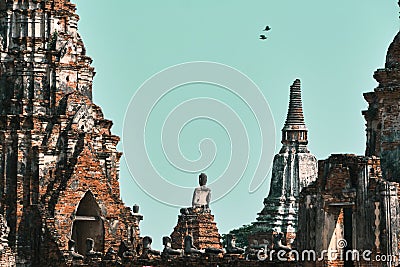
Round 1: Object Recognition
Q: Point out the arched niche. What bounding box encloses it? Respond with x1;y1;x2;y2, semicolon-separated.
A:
71;191;104;255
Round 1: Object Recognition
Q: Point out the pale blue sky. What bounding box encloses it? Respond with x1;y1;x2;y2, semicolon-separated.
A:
74;0;398;249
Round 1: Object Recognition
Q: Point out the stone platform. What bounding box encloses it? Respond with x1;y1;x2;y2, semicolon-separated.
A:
170;208;222;250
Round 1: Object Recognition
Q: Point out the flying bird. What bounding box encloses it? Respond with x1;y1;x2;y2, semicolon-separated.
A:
259;35;267;40
263;26;271;31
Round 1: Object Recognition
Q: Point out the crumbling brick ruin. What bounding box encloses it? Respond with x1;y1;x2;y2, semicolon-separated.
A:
171;212;222;251
0;0;141;265
297;155;393;267
296;28;400;267
364;31;400;182
0;0;399;266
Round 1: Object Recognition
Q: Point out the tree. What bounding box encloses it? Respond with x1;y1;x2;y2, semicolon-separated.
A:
221;224;255;248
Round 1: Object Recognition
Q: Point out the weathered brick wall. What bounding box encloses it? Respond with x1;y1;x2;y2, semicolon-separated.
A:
171;212;222;250
0;0;141;265
363;31;400;182
298;154;400;267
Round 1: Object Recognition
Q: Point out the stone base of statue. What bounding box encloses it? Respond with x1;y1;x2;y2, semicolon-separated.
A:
170;207;222;250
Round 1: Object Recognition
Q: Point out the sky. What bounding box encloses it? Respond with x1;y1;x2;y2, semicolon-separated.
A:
73;0;399;249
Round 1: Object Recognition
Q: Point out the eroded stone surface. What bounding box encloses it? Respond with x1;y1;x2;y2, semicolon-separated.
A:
297;30;400;267
170;211;222;251
297;155;399;266
0;0;141;265
363;31;400;182
250;79;318;246
0;0;399;266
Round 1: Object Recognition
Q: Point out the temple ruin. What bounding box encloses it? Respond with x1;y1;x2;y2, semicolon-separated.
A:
0;0;399;266
0;0;141;265
249;79;318;246
296;29;400;267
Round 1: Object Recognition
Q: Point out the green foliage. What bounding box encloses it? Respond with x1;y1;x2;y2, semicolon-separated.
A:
222;224;255;248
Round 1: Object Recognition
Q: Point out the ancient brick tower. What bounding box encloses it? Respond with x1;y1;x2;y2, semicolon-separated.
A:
297;29;400;267
250;79;317;245
0;0;141;265
363;31;400;182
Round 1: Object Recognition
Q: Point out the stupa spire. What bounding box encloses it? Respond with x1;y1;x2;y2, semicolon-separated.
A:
247;79;318;246
283;79;307;130
281;79;308;151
